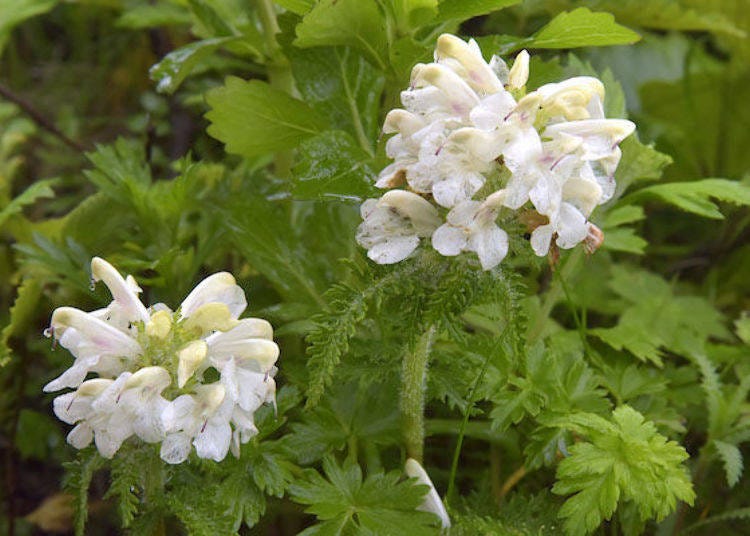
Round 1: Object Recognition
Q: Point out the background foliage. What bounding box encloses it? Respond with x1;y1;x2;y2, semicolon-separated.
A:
0;0;749;535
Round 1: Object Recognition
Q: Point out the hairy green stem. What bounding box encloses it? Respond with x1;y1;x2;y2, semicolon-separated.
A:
400;325;437;463
256;0;295;177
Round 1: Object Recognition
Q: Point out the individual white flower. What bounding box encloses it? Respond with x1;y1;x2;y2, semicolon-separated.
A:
376;116;451;191
178;271;247;320
434;34;503;95
406;127;499;208
469;91;544;210
356;190;441;264
53;375;134;458
116;366;171;443
404;63;480;122
161;384;232;464
90;256;150;327
405;458;451;529
43;307;142;392
533;76;605;121
432;191;509;270
528;167;605;256
543;118;635;201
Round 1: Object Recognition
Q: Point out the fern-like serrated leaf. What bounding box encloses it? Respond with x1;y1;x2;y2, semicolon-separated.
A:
305;261;422;406
684;507;750;533
62;449;104;536
305;282;372;407
103;450;142;528
552;406;694;536
628;178;750;219
0;277;41;367
713;439;743;488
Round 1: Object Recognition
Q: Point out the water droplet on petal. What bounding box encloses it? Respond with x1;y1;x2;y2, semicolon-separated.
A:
43;327;53;338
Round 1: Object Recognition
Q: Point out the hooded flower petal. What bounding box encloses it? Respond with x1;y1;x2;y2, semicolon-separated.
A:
405;459;451;529
91;257;150;325
179;272;247;319
435;34;503;95
357;191;441;264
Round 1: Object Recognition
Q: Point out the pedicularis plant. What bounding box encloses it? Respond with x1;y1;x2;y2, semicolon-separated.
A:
1;1;749;535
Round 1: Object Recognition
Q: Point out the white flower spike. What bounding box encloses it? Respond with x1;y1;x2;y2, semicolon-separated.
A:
360;33;635;268
45;257;279;463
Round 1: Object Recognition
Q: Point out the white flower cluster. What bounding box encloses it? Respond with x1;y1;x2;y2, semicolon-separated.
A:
44;257;278;464
357;34;636;270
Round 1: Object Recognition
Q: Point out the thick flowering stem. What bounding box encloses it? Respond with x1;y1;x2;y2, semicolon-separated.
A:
400;325;437;463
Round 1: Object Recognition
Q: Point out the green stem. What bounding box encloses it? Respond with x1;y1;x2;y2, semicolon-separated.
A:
337;48;374;156
256;0;295;177
400;325;437;463
446;349;493;502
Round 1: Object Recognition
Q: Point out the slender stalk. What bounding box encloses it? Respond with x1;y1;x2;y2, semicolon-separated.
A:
446;349;493;501
499;465;527;499
255;0;295;177
400;325;437;463
0;82;87;152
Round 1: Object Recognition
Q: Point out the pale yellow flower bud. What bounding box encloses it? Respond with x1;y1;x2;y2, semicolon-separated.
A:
182;302;239;335
145;310;172;340
177;341;208;388
507;50;530;90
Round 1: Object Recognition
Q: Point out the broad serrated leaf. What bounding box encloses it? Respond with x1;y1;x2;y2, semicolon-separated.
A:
628;178;750;219
549;0;744;37
601;228;647;254
205;77;328;159
614;136;672;195
289;457;438;534
150;37;241;94
168;486;237;536
500;8;640;54
436;0;520;22
385;0;438;30
294;0;388;70
289;46;384;146
226;197;327;305
592;265;730;363
532;8;641;48
288;382;399;463
603;205;645;228
292;131;378;200
217;471;267;529
552;406;694;535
